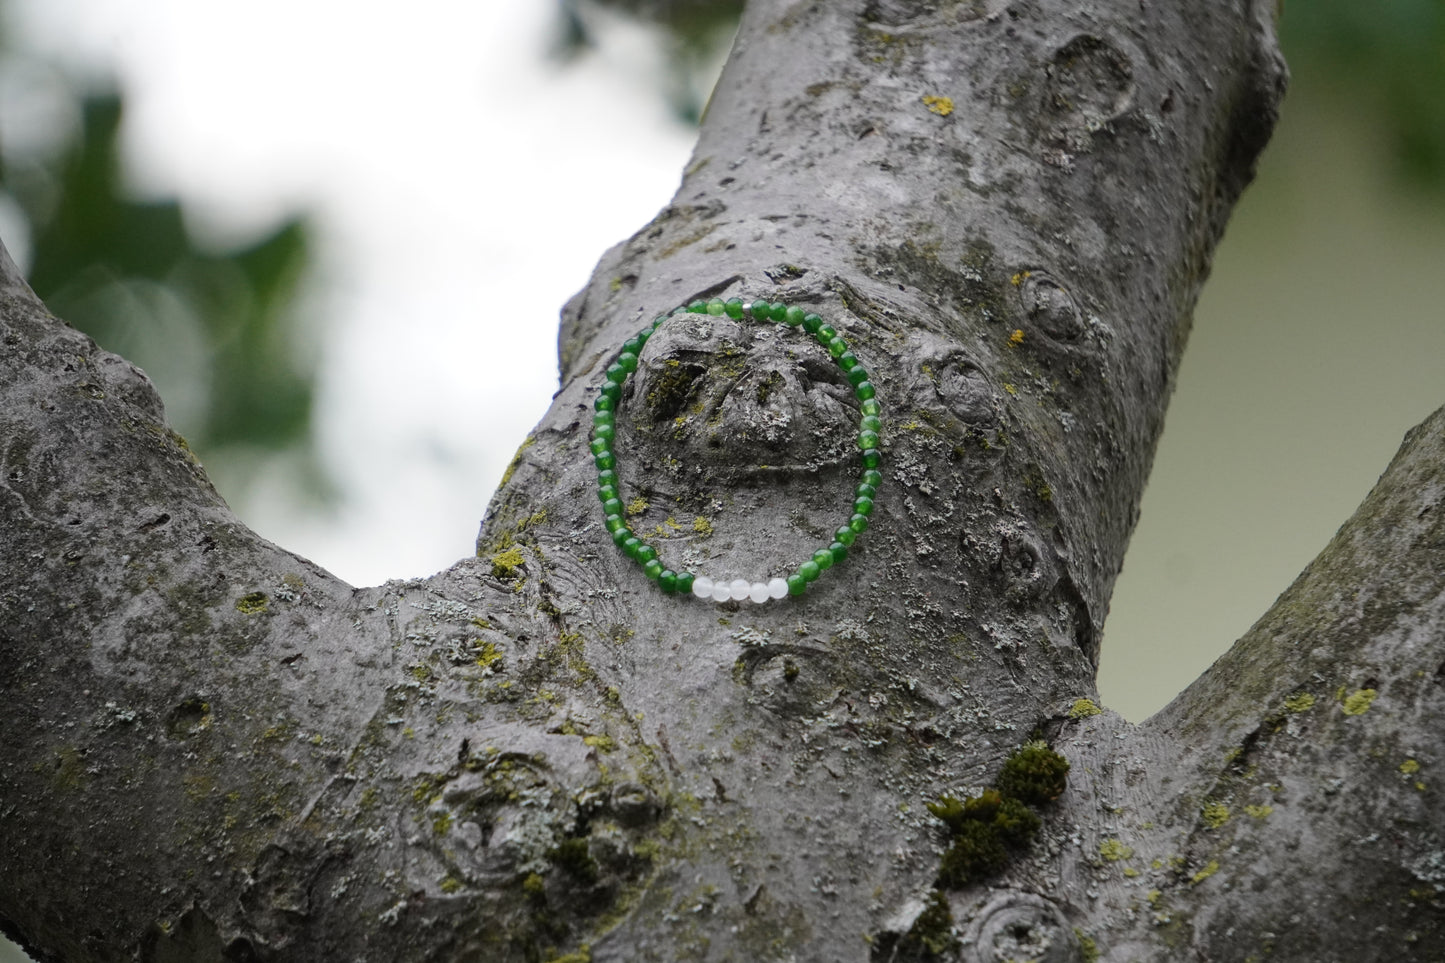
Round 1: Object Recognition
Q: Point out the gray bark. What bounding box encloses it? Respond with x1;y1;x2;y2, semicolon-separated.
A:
2;1;1440;961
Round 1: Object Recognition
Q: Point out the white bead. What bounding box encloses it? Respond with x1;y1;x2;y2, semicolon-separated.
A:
711;581;732;602
692;575;714;599
749;582;770;604
729;578;751;601
767;577;789;599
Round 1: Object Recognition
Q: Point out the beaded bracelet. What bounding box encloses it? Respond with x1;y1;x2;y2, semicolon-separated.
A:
590;296;882;603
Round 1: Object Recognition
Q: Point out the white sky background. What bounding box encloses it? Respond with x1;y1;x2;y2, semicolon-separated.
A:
3;0;702;588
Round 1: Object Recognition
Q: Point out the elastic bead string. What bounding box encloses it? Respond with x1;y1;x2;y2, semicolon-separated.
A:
591;296;882;603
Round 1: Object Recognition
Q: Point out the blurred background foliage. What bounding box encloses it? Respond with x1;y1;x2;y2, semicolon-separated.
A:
0;0;324;504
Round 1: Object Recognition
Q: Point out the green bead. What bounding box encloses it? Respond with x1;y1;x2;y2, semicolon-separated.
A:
599;380;622;402
829;541;848;564
643;559;664;579
860;415;881;433
862;468;883;488
689;299;709;314
636;544;657;564
590;438;611;457
847;366;870;387
769;302;789;323
594;424;616;444
622;536;642;558
800;312;822;333
598;484;618;504
724;298;744;319
671;305;688;316
827;337;848;358
707;298;726;316
799;560;822;582
676;572;696;593
858;430;879;450
595;393;615;412
816;324;837;341
659;570;678;593
848;513;870;534
612;527;633;547
605;515;627;534
837;351;859;371
593;409;615;428
855;380;876;400
617;352;639;374
854;495;874;516
605;362;628;384
834;526;856;546
603;497;623;517
856;482;877;499
597;468;619;489
783;306;806;326
652;314;669;329
861;448;882;469
787;574;808;595
812;548;834;571
861;398;881;417
594;451;616;471
623;336;645;355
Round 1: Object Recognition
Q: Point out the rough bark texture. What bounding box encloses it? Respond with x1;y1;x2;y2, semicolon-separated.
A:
4;1;1441;961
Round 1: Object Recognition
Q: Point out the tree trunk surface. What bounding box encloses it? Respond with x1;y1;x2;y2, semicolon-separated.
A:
4;1;1442;961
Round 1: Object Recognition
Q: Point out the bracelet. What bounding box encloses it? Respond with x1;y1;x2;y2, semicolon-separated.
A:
591;296;882;603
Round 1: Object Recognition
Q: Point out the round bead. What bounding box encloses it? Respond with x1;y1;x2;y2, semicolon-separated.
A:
689;299;709;314
659;570;678;593
602;497;623;517
598;484;619;504
848;513;870;534
597;468;619;489
853;496;874;516
652;314;669;328
787;574;808;596
829;541;848;564
767;577;789;599
860;415;881;433
855;380;876;400
837;351;859;371
862;468;883;488
643;559;663;579
861;398;881;417
599;381;622;402
707;298;727;316
812;549;834;571
617;351;639;373
590;438;611;457
800;312;822;333
827;337;848;358
861;448;882;469
858;430;880;450
595;394;615;412
622;536;642;558
785;306;807;326
769;302;789;323
612;528;633;548
622;336;645;355
749;582;770;604
711;580;732;602
833;526;856;547
724;298;745;319
593;409;615;428
594;451;616;471
856;482;877;499
594;423;616;443
799;560;822;582
692;575;715;599
846;366;870;387
636;544;658;564
729;578;751;601
676;572;696;594
605;515;627;534
605;362;628;384
816;324;837;342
